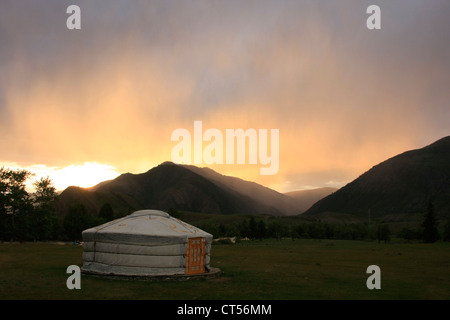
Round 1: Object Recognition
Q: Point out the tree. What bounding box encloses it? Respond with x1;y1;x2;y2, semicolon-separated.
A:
33;177;58;205
256;220;267;239
422;202;439;243
377;224;391;243
239;219;249;238
443;220;450;242
307;222;326;240
0;167;33;240
398;227;420;241
63;203;93;240
268;220;285;240
31;177;59;240
98;203;114;222
248;216;257;239
295;224;306;238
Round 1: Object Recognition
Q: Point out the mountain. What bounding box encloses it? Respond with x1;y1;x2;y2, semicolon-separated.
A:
57;162;331;217
181;164;295;214
284;187;338;213
302;136;450;220
179;164;336;214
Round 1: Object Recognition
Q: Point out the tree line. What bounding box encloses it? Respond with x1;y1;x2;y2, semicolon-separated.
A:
200;216;393;242
200;207;450;243
2;167;449;243
0;167;59;241
0;167;113;242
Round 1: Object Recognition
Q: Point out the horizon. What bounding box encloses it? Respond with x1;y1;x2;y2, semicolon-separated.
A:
3;133;447;194
1;1;449;193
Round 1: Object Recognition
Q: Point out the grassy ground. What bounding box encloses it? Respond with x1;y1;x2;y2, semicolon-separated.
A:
0;239;449;300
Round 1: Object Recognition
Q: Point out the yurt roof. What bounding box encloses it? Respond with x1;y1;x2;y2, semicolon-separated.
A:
82;209;212;245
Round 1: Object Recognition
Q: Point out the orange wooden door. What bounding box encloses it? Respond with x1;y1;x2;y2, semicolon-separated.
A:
186;237;206;274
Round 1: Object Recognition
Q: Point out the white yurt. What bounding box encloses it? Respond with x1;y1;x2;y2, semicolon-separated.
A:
81;209;213;277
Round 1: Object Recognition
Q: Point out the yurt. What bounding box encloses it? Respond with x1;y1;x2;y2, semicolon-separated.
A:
81;209;213;277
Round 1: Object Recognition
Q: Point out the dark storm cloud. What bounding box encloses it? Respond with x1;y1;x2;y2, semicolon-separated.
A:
1;0;449;190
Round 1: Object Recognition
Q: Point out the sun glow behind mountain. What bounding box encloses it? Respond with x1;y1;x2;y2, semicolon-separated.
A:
50;162;120;190
1;162;120;191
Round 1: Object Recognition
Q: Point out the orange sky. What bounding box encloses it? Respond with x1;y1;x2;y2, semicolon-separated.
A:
1;1;449;192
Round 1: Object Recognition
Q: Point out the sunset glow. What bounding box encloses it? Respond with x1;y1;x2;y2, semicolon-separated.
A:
1;1;449;193
1;162;120;191
50;163;121;190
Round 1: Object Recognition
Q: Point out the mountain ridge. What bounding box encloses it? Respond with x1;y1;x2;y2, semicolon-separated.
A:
302;136;450;219
56;162;335;217
56;135;449;221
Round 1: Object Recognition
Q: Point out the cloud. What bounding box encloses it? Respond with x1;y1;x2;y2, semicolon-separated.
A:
1;0;449;191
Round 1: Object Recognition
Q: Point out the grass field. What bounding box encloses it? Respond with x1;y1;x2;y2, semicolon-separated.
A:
0;239;449;300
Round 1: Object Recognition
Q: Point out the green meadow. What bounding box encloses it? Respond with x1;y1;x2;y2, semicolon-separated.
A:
0;239;449;300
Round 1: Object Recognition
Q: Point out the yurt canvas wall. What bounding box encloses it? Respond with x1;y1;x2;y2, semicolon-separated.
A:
81;210;213;276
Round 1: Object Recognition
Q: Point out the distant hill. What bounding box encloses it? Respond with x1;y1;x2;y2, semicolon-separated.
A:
57;162;332;217
302;136;450;221
284;187;338;213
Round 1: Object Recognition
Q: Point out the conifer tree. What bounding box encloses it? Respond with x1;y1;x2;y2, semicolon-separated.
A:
422;202;439;243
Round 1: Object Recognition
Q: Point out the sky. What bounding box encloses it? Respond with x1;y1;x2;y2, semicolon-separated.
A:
1;0;449;192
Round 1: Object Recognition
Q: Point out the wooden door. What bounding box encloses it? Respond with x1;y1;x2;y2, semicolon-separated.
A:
186;237;206;274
